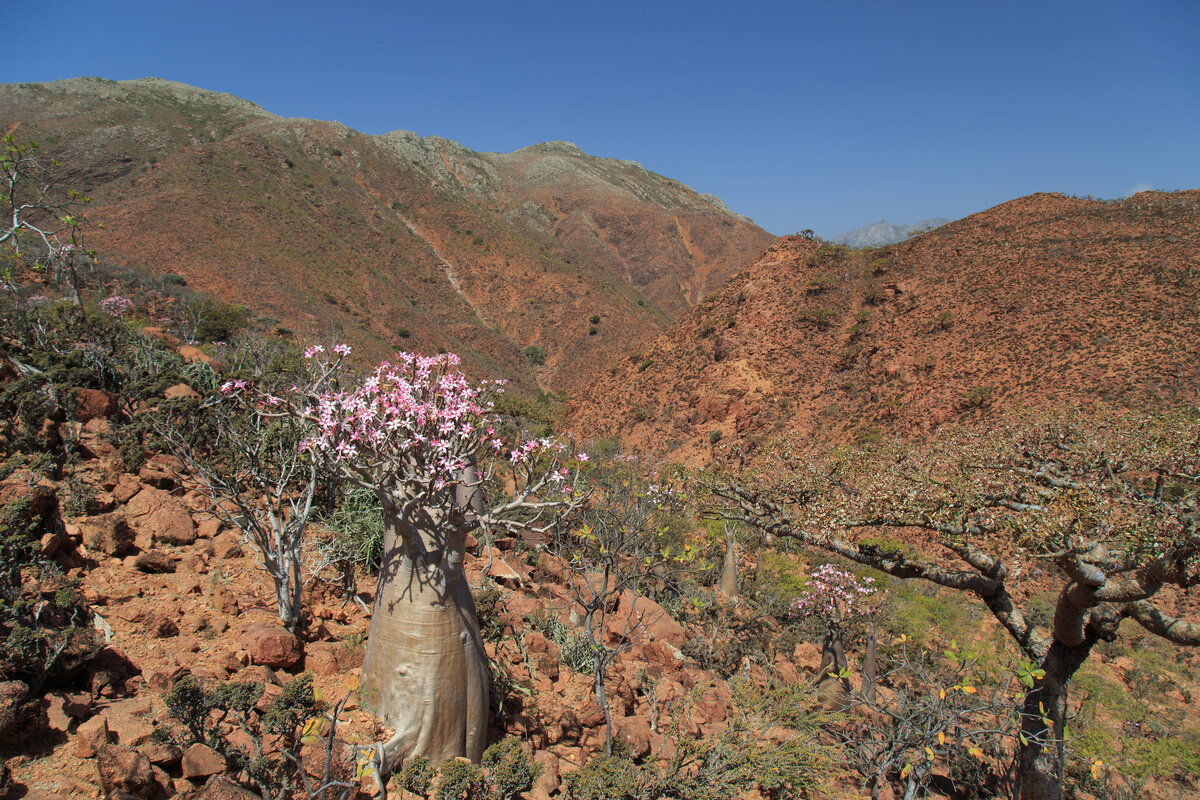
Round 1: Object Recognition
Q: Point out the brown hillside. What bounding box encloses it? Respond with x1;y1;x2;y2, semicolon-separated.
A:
569;190;1200;463
0;77;773;395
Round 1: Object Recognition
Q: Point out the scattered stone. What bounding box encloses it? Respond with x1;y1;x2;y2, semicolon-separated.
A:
147;664;189;694
125;486;196;546
71;387;119;422
239;625;302;669
138;739;182;767
610;590;686;647
532;750;561;796
133;550;177;573
210;530;244;559
182;743;227;780
196;518;223;539
303;642;341;676
137;465;177;490
74;714;112;758
79;513;137;557
145;612;180;638
178;344;222;368
112;474;143;503
96;696;159;748
179;552;208;573
39;531;63;556
163;382;201;400
197;775;262;799
94;742;155;799
44;691;91;732
0;680;33;737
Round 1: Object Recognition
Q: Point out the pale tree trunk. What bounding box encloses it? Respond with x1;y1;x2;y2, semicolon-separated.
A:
361;485;488;777
862;619;877;704
719;525;738;603
815;622;851;704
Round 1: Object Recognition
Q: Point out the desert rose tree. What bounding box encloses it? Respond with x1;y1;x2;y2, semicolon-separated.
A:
789;564;879;695
292;346;584;777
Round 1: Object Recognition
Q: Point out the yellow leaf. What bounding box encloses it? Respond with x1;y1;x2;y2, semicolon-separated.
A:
348;675;360;692
900;764;912;779
969;747;984;760
925;746;934;760
938;731;946;746
1090;759;1104;780
939;688;946;700
962;685;977;694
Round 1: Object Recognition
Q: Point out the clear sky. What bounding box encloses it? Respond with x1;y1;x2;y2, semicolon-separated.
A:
5;0;1198;236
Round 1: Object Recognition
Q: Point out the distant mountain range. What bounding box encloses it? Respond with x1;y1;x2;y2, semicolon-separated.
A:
831;217;950;247
0;77;773;395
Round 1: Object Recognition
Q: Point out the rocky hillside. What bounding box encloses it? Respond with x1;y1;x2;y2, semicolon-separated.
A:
0;77;773;395
569;190;1200;463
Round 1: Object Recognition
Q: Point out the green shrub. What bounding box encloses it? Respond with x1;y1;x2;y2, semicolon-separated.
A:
397;326;411;338
862;285;887;305
399;755;435;796
960;385;996;408
566;754;642;800
802;307;836;327
434;758;486;800
882;582;971;645
524;345;546;365
589;314;601;324
852;422;883;446
164;673;321;800
482;736;541;799
708;429;723;445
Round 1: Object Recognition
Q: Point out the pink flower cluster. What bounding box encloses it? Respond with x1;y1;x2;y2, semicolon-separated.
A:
100;295;135;319
296;350;574;490
789;563;878;625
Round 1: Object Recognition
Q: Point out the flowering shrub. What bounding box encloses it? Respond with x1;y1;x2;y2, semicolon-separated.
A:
99;294;135;319
286;347;583;501
789;564;878;626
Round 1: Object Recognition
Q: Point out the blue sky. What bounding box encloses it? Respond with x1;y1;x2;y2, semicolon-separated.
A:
5;0;1198;236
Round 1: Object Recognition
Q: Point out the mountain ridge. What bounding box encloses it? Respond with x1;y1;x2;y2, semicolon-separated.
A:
0;77;774;395
832;216;950;247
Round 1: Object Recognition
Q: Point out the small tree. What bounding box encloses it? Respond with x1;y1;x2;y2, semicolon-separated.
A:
788;563;879;696
711;409;1200;800
285;347;584;778
1;134;95;309
547;463;694;753
158;372;321;632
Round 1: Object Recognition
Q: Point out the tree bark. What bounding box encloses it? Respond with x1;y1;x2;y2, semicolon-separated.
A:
1014;638;1095;800
360;492;488;776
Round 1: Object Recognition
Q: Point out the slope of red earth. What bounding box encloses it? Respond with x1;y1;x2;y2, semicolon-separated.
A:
0;78;773;397
569;190;1200;464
